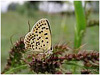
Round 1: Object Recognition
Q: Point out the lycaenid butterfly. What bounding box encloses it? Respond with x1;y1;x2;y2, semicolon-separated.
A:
24;19;53;58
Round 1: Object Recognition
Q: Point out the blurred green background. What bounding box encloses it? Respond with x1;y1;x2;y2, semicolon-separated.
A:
1;1;99;72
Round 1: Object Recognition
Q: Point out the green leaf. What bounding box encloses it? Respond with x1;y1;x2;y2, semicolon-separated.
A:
74;1;86;51
5;65;28;74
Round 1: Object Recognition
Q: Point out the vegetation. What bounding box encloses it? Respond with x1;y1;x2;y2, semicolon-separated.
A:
1;1;99;74
74;1;86;50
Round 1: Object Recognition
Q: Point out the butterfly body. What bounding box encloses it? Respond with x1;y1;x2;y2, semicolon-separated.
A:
24;19;53;57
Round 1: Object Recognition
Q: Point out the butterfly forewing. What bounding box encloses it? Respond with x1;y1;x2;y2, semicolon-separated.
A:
24;19;52;53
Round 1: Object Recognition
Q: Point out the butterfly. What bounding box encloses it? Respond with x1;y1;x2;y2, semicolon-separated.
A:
24;18;53;58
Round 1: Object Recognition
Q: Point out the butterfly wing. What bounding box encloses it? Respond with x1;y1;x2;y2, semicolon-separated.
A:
24;19;52;53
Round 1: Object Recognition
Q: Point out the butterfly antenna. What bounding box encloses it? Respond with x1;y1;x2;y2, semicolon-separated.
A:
10;33;17;46
28;20;31;32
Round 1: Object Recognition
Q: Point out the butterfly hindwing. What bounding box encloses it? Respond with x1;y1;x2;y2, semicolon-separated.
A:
24;19;52;53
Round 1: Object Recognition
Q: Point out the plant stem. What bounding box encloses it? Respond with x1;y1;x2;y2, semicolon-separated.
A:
73;1;86;73
74;1;86;52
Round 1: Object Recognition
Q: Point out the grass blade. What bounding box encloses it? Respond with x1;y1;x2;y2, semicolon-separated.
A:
74;1;86;51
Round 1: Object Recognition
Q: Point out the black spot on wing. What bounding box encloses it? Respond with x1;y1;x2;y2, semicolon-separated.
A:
32;33;34;35
39;31;41;34
41;21;42;23
34;35;36;37
30;36;34;40
32;45;34;47
44;23;46;25
29;45;31;47
42;27;45;29
39;37;41;39
26;40;30;43
39;22;41;24
41;31;43;33
39;31;43;34
38;26;40;28
35;31;37;33
43;44;45;46
32;38;35;40
45;37;48;39
46;28;49;30
41;40;43;42
44;33;48;35
36;42;40;46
